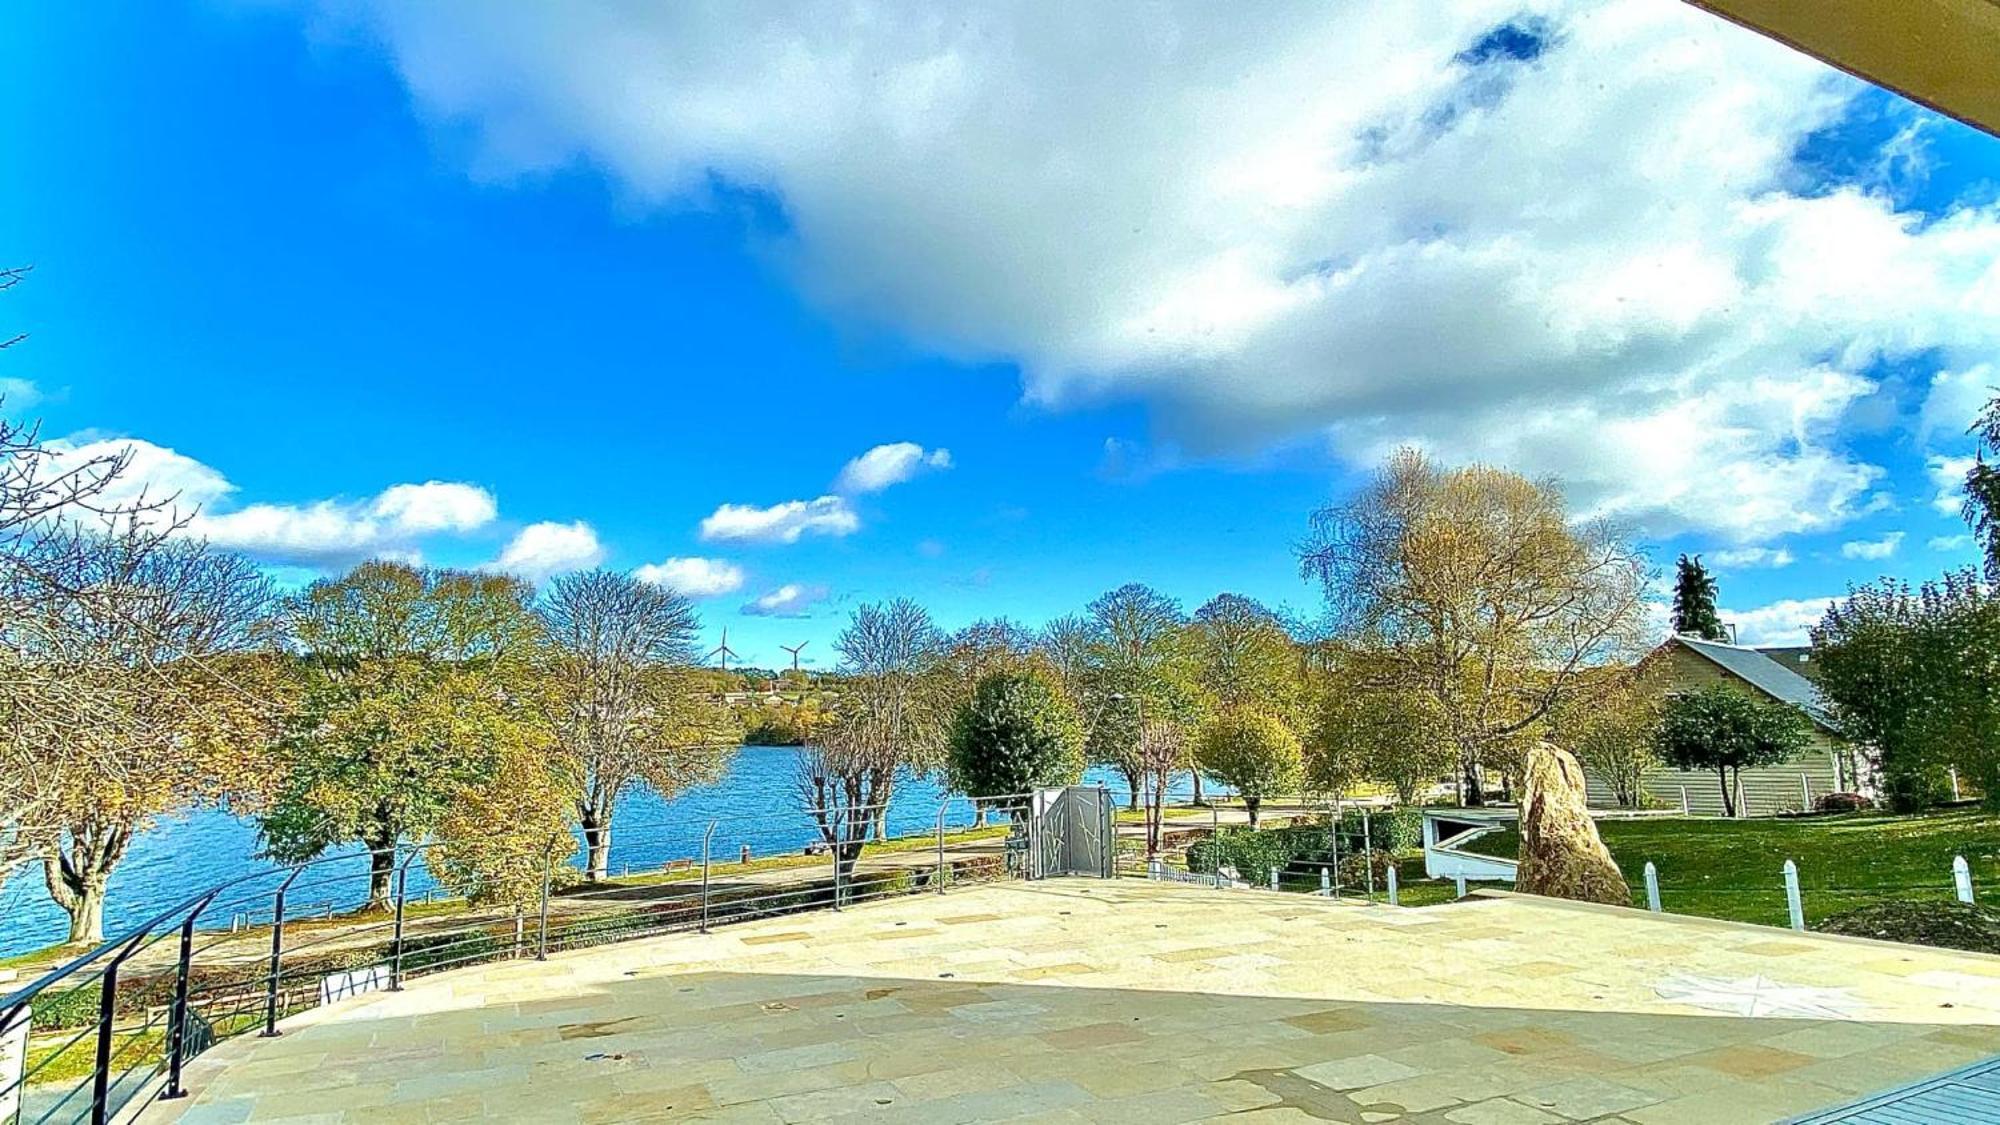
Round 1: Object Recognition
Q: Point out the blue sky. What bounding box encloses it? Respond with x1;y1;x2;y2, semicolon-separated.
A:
4;2;1999;665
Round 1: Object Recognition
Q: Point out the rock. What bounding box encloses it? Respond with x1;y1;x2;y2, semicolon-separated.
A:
1515;741;1629;906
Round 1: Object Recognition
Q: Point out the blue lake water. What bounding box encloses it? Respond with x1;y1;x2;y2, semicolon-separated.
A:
0;748;1195;958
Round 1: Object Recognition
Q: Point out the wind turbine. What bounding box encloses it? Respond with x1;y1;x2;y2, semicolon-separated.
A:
780;641;809;672
707;628;740;672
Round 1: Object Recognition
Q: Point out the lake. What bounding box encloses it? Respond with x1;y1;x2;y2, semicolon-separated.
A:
0;748;1197;958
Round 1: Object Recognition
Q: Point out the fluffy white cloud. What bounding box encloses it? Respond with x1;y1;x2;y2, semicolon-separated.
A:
1721;596;1839;647
635;556;745;597
1709;546;1794;570
834;442;952;495
1928;454;1976;515
320;0;2000;541
1930;533;1972;551
41;436;500;565
698;496;859;544
369;481;497;533
1920;363;1996;443
1839;531;1904;560
493;520;603;580
741;583;830;617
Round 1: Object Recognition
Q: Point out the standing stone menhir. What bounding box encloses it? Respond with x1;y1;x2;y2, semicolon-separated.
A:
1515;741;1630;906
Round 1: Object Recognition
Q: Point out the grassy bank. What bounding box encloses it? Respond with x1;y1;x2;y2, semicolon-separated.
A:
1460;808;2000;927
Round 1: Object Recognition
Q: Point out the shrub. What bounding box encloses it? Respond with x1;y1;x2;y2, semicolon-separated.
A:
1820;900;2000;955
394;928;508;973
1338;808;1423;855
1816;792;1873;813
1195;708;1302;827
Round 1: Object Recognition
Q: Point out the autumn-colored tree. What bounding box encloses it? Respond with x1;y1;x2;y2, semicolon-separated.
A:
1547;661;1666;808
263;561;560;906
19;531;278;943
1306;677;1452;805
541;569;738;881
1299;449;1650;804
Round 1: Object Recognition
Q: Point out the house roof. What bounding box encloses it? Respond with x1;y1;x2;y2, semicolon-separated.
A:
1669;634;1838;733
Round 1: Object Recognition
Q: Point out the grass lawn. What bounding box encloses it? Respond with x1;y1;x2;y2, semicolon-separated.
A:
1459;808;2000;928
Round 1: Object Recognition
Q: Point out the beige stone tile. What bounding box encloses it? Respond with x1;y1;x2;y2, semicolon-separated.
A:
1294;1053;1423;1091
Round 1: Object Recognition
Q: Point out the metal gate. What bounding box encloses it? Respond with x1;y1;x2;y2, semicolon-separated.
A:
1032;786;1114;878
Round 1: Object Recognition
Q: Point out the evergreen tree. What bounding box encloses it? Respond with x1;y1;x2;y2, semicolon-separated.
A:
1670;554;1727;640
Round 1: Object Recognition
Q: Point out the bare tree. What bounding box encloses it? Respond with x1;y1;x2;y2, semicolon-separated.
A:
1299;449;1650;805
798;599;949;846
541;569;737;881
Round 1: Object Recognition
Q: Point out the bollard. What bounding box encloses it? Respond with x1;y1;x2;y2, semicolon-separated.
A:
741;844;751;865
1644;862;1661;912
1269;869;1279;891
1386;864;1399;907
1151;858;1165;881
1954;855;1975;904
1455;872;1467;899
1783;859;1805;931
1320;867;1330;895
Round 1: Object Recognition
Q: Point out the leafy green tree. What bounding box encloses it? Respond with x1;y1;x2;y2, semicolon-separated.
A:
1654;685;1812;816
1548;663;1666;808
947;669;1085;802
1963;398;2000;584
1670;554;1727;641
1195;707;1301;827
1813;572;2000;810
1306;680;1452;805
263;561;560;906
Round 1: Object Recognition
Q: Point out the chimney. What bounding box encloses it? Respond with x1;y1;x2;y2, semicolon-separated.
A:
1725;622;1738;645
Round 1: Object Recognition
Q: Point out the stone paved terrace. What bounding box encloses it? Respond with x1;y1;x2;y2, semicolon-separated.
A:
142;879;2000;1124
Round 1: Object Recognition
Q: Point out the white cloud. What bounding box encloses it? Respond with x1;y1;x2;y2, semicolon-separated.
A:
492;520;603;580
1840;531;1904;560
1721;596;1839;647
698;495;859;544
1928;454;1976;515
369;481;497;534
1930;533;1973;551
834;442;952;494
319;0;2000;542
635;556;745;597
1708;546;1794;570
41;436;500;565
0;378;40;410
741;583;830;617
1920;363;1995;444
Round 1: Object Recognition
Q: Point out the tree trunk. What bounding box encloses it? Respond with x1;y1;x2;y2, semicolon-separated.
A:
1191;771;1206;806
1462;759;1485;807
1716;767;1736;818
44;819;130;946
580;807;611;882
364;823;398;908
1245;795;1261;829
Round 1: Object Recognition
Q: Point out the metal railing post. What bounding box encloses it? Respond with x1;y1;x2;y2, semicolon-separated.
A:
163;891;220;1101
389;851;417;992
831;808;843;911
536;857;553;961
701;821;719;932
90;928;154;1125
1362;807;1375;899
935;802;948;894
263;868;305;1037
